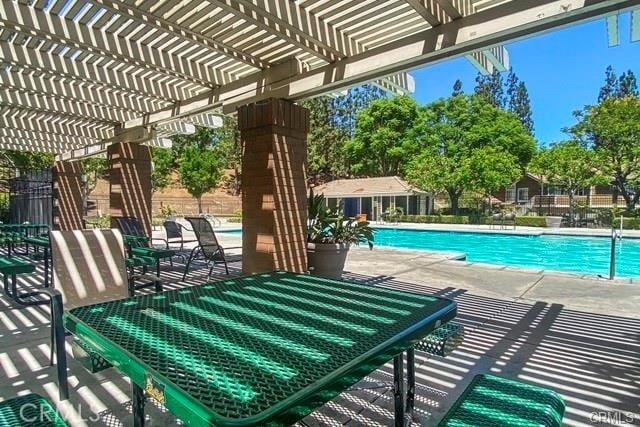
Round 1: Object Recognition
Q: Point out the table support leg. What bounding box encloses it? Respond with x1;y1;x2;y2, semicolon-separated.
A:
393;353;406;427
406;348;416;422
51;292;69;401
132;381;145;427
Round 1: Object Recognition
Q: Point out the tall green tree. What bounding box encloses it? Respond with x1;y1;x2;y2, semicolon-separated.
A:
618;71;638;97
598;66;638;100
530;141;604;224
303;84;386;181
598;65;618;102
2;151;54;171
452;79;463;96
155;117;239;198
331;84;387;137
406;95;535;214
302;96;349;182
343;95;423;177
151;147;173;192
506;69;534;135
178;143;223;214
570;97;640;211
474;69;505;109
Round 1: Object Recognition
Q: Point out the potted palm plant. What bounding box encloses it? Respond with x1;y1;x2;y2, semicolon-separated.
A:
307;190;375;279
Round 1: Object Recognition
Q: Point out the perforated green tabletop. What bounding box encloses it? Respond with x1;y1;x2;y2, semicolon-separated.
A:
64;271;456;426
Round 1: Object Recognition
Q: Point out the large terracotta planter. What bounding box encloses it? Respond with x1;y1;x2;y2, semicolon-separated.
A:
307;242;350;279
545;216;563;228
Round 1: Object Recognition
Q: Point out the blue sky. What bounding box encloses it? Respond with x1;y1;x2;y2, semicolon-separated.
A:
411;13;640;146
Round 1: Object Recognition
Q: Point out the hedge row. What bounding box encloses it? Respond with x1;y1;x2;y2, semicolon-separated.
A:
397;215;547;227
613;217;640;230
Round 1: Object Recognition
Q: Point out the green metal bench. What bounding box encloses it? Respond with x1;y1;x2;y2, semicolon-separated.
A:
416;321;464;357
0;393;68;426
0;256;37;302
439;374;565;427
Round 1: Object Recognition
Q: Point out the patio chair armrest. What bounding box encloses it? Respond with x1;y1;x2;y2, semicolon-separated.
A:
179;223;194;233
151;237;169;249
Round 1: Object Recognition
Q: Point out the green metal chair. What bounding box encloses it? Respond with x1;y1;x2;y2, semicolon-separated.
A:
439;374;565;426
0;393;68;426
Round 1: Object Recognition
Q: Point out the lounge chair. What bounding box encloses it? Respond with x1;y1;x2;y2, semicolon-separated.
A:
489;213;503;229
182;216;229;280
163;219;197;251
503;212;516;230
46;229;164;400
113;216;175;277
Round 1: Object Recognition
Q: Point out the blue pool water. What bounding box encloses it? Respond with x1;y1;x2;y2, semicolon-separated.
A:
219;228;640;277
373;228;640;278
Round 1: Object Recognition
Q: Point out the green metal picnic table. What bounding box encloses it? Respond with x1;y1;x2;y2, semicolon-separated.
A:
63;271;456;426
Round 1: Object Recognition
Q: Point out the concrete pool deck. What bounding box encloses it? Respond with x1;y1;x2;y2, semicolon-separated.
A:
214;230;640;319
1;230;637;426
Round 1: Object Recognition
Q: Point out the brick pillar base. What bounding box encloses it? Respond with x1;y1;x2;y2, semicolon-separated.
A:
107;142;152;236
239;98;309;274
52;161;84;230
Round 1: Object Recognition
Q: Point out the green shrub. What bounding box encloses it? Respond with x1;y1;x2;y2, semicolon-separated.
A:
515;216;547;227
613;217;640;229
84;215;110;229
227;217;242;223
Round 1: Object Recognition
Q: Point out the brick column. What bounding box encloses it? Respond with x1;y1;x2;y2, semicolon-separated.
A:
52;161;84;230
107;142;152;236
238;98;309;274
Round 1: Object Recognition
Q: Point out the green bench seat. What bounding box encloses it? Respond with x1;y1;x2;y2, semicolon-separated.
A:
416;321;464;357
125;255;157;268
131;246;175;260
439;374;565;427
0;393;68;426
0;257;35;275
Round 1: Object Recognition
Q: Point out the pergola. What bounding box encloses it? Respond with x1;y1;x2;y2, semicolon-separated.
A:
1;0;639;273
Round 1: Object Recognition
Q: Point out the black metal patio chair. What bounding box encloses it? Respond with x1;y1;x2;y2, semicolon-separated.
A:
163;219;197;251
182;216;229;280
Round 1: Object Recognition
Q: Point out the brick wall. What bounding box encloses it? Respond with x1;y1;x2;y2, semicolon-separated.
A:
108;142;152;236
239;99;309;274
52;161;84;230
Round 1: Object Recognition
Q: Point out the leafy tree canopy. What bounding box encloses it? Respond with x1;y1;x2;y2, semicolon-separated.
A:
80;157;107;192
178;143;224;213
475;68;534;134
3;151;54;171
406;95;536;213
151;116;240;199
570;96;640;210
343;95;424;177
598;66;638;101
303;84;386;182
530;141;603;191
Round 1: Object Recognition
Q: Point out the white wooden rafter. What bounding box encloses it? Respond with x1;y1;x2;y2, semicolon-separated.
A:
0;0;632;157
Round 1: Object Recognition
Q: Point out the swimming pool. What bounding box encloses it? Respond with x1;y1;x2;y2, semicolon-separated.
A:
373;228;640;278
218;228;640;277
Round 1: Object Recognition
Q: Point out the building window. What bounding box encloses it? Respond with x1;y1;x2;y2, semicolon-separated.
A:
517;188;529;202
506;184;516;203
